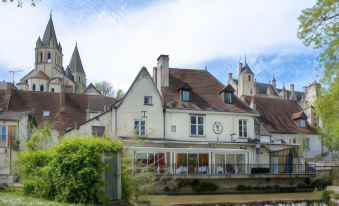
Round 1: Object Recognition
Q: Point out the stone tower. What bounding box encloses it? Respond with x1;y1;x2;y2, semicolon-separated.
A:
66;43;87;93
237;61;256;97
35;14;64;77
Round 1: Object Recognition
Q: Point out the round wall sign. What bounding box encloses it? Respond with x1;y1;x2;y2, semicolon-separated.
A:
212;122;223;134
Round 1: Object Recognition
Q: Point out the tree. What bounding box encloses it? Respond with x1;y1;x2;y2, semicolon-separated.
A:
95;81;115;97
115;89;125;100
2;0;39;7
298;0;339;157
297;0;338;83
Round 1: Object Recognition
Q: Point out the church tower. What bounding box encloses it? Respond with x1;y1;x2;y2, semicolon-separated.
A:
66;43;87;93
35;14;64;77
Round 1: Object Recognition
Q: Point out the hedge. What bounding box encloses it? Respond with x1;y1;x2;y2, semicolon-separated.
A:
17;137;123;204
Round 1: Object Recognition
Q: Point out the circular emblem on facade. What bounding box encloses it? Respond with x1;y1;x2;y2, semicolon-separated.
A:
212;122;223;134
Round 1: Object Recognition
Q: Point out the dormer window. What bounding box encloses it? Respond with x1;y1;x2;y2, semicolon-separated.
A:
181;89;191;102
224;92;233;104
299;119;306;128
178;82;192;102
292;111;307;128
220;84;235;104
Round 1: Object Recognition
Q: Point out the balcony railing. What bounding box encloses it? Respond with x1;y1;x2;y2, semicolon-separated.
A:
134;163;316;176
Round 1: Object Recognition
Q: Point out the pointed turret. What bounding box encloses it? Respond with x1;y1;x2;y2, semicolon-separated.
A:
36;36;42;48
69;43;85;74
272;74;276;89
42;14;58;49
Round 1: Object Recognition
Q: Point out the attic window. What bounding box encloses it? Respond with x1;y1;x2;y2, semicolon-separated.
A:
299;119;306;128
181;89;191;102
224;92;233;104
43;111;50;117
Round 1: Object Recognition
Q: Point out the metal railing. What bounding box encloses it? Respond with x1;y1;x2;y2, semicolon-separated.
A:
134;163;316;176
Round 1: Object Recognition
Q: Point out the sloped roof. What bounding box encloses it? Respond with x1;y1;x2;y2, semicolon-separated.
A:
241;63;254;75
68;44;85;74
3;89;116;130
161;68;257;114
50;78;62;84
244;96;317;134
292;111;307;120
220;84;236;93
42;15;57;46
0;111;31;121
85;83;102;95
31;71;50;80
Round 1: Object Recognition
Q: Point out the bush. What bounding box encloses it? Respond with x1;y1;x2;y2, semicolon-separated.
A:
332;179;339;186
18;137;123;204
322;190;333;203
310;179;332;190
236;185;252;191
190;180;218;192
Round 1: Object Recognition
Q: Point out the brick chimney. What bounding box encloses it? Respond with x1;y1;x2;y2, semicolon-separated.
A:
6;83;12;97
156;54;169;89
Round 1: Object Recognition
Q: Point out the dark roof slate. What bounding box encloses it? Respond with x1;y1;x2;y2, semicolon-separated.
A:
68;44;85;74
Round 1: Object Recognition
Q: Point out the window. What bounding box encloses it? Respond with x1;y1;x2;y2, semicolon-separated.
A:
306;138;310;150
171;125;176;132
92;126;105;137
0;126;7;147
181;90;191;102
239;119;248;137
47;53;51;63
32;84;36;91
40;85;44;92
78;76;80;82
144;96;152;105
51;88;54;92
248;75;251;81
190;115;204;136
224;92;233;104
299;119;306;128
134;120;146;136
42;111;50;117
40;52;43;63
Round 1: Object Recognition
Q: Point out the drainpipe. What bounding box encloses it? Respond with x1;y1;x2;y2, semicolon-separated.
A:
114;107;118;138
163;107;166;140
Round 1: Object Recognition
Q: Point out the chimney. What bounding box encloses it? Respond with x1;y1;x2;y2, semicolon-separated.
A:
250;96;256;110
289;84;297;101
6;83;12;97
157;54;169;88
238;63;243;74
228;73;233;83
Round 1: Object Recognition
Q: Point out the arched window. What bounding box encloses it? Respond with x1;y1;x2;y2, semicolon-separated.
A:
51;88;55;92
40;52;43;63
78;76;80;82
248;75;251;81
47;53;51;63
32;84;36;91
40;85;44;92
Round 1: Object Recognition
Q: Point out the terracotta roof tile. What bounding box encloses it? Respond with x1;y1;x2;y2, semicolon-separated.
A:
5;89;116;130
161;68;256;113
244;96;317;134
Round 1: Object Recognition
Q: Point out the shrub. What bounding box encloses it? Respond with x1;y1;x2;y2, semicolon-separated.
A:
18;137;123;204
236;185;252;191
311;179;332;190
322;190;333;203
190;180;218;192
332;179;339;186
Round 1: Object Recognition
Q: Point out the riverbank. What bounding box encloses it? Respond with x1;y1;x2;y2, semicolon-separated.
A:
140;192;323;206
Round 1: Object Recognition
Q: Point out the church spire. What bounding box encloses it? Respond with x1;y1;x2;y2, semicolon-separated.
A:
42;14;58;48
68;43;85;74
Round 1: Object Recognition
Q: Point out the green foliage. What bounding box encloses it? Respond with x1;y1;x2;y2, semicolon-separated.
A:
190;180;218;192
17;137;123;204
26;122;52;151
311;179;332;190
297;0;338;83
332;179;339;186
115;89;125;100
298;0;339;155
322;190;333;203
236;185;252;191
315;78;339;157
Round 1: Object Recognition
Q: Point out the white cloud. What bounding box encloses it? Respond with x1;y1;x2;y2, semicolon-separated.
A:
0;0;315;90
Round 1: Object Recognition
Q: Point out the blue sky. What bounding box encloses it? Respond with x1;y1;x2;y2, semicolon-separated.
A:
0;0;322;91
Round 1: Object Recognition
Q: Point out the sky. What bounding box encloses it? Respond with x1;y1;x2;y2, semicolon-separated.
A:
0;0;323;91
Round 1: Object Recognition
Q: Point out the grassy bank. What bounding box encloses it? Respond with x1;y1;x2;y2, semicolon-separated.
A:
0;191;79;206
140;192;323;205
